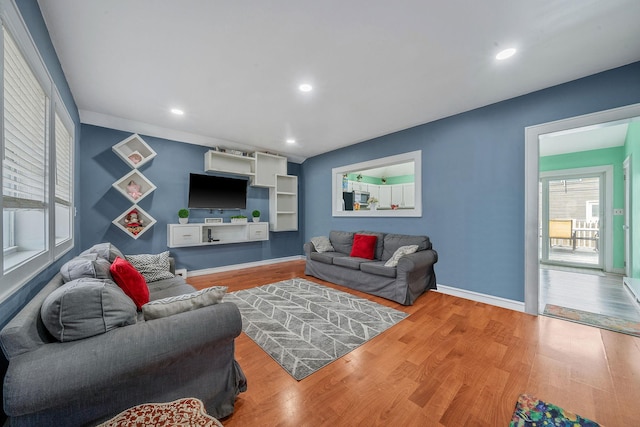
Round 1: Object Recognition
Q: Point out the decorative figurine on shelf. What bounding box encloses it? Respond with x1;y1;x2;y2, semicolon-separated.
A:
124;209;144;235
128;152;142;164
126;180;143;200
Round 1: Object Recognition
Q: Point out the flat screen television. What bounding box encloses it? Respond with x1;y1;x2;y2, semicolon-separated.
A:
188;173;248;209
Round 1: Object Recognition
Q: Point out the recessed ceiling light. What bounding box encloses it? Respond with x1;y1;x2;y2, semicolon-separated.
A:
298;83;313;92
496;48;517;60
171;108;184;115
286;139;296;144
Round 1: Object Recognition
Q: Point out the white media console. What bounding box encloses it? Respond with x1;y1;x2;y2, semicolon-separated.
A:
167;222;269;248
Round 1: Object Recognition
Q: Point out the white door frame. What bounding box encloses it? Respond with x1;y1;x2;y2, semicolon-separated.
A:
524;103;640;315
623;156;631;277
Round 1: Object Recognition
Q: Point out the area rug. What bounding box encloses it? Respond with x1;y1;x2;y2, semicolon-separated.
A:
543;304;640;338
97;397;222;427
223;278;408;380
510;393;600;426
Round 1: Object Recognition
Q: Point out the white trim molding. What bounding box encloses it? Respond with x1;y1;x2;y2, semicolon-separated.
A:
435;284;525;312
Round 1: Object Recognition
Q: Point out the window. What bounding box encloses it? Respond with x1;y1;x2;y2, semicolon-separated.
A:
0;1;75;302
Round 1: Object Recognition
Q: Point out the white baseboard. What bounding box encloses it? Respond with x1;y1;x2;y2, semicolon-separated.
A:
187;255;306;277
435;284;525;312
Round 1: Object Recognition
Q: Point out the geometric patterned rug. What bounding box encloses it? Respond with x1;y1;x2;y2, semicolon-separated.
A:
223;278;408;380
543;303;640;338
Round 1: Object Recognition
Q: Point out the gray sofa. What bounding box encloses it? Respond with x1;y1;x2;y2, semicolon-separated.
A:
304;230;438;305
1;244;246;426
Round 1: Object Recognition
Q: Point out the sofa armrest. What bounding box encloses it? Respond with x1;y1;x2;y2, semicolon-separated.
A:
168;256;176;274
3;302;242;416
396;249;438;274
303;242;317;258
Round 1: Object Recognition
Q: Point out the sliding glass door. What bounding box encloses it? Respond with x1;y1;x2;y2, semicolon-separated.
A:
540;173;603;268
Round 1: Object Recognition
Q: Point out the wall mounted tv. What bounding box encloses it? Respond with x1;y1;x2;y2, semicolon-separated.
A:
188;173;248;210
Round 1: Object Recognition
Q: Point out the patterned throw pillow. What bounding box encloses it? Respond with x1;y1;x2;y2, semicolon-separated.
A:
384;245;419;267
310;236;335;253
125;251;174;283
142;286;227;320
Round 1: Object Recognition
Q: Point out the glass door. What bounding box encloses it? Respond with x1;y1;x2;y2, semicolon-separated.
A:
540;173;603;268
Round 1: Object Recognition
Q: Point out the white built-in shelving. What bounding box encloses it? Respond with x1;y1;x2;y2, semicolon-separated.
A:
203;150;298;232
269;174;298;231
112;134;157;238
167;222;269;248
112;205;156;240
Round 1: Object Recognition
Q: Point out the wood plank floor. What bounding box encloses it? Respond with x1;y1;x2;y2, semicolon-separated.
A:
540;265;640;322
188;261;640;426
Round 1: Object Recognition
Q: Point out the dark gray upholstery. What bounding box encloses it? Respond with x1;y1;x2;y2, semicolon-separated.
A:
0;253;247;426
329;230;354;254
304;230;437;305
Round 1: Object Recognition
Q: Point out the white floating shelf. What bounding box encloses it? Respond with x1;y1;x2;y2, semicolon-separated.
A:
112;205;156;239
112;170;157;203
112;133;157;168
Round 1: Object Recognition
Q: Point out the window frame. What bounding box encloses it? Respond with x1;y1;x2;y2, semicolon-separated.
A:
0;0;75;303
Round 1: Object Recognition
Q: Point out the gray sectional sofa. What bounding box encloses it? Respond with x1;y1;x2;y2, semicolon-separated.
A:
304;230;438;305
1;243;246;426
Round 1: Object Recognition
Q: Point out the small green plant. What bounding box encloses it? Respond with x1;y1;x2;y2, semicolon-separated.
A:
178;208;189;218
252;210;261;218
230;215;247;219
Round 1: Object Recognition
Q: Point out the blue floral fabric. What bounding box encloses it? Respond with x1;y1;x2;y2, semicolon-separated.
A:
510;393;600;427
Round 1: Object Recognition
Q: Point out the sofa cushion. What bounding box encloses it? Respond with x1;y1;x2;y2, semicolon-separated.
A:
382;234;431;261
384;245;420;267
125;251;174;283
142;286;227;320
356;230;386;260
148;277;196;300
329;230;354;254
60;254;112;283
80;242;125;263
350;234;377;259
310;251;348;265
333;256;374;270
40;278;137;342
310;236;335;253
110;257;150;309
360;261;398;278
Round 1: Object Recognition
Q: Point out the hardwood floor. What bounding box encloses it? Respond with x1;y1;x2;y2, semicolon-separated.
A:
188;261;640;426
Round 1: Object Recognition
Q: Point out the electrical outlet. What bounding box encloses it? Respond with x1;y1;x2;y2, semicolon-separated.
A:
613;209;624;215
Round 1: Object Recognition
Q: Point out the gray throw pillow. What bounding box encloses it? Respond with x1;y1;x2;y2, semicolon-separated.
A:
60;254;112;283
125;251;174;283
40;278;137;342
310;236;335;253
80;242;125;263
384;245;419;267
142;286;227;320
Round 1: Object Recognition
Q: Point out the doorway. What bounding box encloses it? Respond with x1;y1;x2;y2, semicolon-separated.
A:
524;103;640;316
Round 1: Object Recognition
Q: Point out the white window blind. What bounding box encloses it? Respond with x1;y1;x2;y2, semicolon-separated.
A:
2;27;47;210
55;112;71;205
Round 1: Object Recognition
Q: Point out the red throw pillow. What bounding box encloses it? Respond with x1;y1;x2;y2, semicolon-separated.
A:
350;234;377;259
109;256;149;309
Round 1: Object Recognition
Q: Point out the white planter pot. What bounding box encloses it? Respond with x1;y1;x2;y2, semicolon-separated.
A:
231;218;248;223
178;217;188;224
252;217;260;222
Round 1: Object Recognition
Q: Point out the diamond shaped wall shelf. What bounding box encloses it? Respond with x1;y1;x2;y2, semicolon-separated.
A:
112;133;157;169
112;169;157;204
112;205;156;239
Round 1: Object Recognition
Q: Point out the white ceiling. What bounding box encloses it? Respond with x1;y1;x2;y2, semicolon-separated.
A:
37;1;640;163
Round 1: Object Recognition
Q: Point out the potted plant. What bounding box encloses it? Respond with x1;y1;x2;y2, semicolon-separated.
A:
230;215;247;223
178;208;189;224
252;209;261;222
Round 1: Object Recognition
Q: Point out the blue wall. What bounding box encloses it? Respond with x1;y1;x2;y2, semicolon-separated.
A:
79;125;303;272
302;61;640;302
